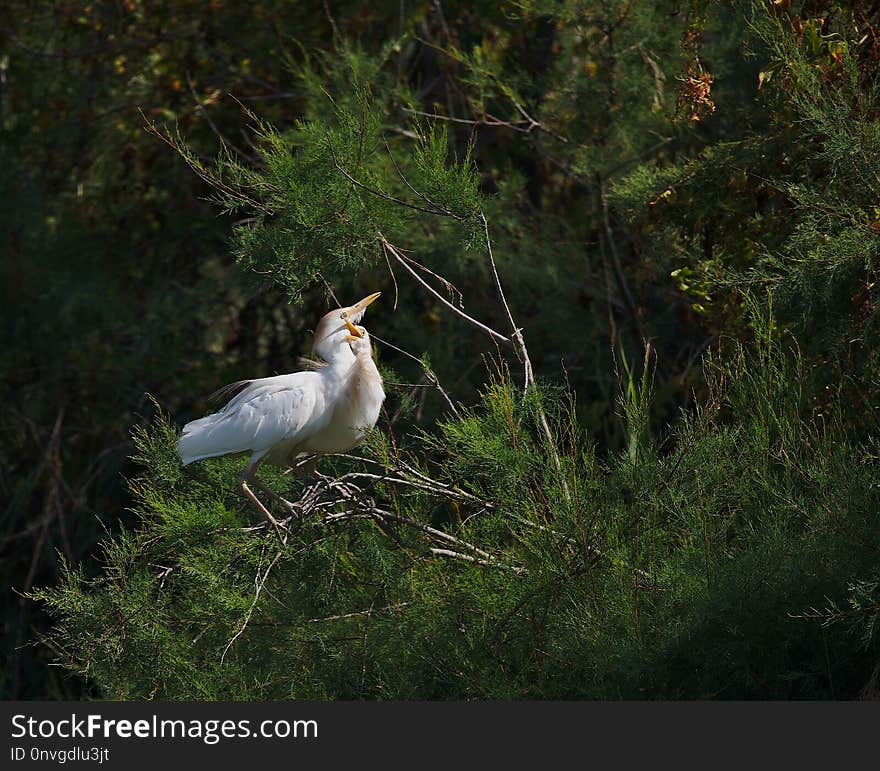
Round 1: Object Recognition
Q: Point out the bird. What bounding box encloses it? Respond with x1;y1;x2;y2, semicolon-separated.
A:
177;292;385;526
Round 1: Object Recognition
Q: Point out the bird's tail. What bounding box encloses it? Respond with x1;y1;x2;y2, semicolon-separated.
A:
178;413;234;465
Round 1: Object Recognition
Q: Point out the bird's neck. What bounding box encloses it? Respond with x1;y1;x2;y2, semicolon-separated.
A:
352;347;383;389
320;345;356;368
320;347;359;398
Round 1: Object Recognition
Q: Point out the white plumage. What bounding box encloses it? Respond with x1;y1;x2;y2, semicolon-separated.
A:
178;292;385;525
178;375;319;466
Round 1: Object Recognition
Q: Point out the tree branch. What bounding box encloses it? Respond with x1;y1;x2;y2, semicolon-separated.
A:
381;238;513;348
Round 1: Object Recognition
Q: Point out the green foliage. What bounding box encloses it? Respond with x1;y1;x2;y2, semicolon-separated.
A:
33;315;880;698
9;0;880;699
222;101;484;298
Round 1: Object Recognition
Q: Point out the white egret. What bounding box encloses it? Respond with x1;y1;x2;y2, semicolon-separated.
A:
178;292;385;525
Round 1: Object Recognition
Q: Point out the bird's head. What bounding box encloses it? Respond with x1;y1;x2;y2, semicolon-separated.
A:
342;318;372;355
312;292;380;361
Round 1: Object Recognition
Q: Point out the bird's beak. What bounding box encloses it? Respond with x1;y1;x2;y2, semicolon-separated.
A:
350;292;381;317
344;317;364;340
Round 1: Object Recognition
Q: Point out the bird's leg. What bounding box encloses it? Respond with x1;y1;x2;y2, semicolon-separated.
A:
239;472;284;532
281;454;323;508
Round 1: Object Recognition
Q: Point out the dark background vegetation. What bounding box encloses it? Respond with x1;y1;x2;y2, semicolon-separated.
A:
2;0;879;699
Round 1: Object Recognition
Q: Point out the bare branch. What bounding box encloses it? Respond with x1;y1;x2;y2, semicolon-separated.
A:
598;179;646;344
478;212;533;386
371;331;462;419
401;104;570;145
381;238;513;348
305;603;410;623
392;249;465;308
221;530;289;664
186;73;251;161
478;213;570;500
428;547;525;573
370;507;495;561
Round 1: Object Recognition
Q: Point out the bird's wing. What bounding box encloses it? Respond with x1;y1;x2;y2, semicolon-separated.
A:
179;373;320;464
208;379;252;405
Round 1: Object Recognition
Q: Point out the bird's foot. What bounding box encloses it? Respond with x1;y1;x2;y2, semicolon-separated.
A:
277;498;308;525
268;517;288;539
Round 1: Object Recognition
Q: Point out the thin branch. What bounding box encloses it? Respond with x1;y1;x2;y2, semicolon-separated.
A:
334;470;476;502
221;529;289;664
401;102;570;145
403;106;532;130
370;507;495;561
598;178;647;344
393;248;465;308
479;213;570;500
381;238;513;348
479;212;533;386
305;603;410;623
371;331;462;419
327;137;461;219
140;109;272;215
380;239;401;311
382;135;458;217
186;72;250;161
428;547;525;573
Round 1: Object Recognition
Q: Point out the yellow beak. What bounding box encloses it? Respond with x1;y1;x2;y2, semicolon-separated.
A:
344;317;363;339
350;291;381;316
